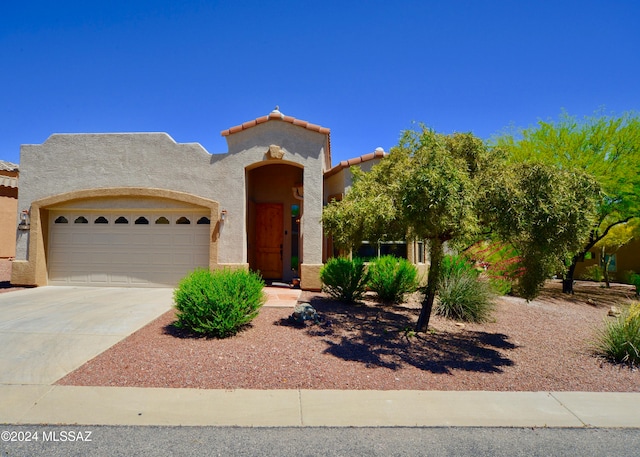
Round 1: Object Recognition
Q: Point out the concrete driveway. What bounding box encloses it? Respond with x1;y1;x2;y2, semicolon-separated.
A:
0;286;174;385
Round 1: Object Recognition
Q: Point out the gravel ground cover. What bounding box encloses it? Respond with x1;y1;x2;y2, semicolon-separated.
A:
57;280;640;391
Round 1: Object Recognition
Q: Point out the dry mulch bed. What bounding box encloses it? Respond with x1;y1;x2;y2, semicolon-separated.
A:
58;280;640;391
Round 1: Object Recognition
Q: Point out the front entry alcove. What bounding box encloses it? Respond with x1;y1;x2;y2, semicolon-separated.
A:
246;162;303;282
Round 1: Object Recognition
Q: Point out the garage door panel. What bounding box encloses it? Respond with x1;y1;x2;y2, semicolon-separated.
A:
48;211;210;287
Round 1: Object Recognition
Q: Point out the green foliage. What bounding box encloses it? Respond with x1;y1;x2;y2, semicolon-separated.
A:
435;259;495;322
173;268;265;338
582;265;605;282
628;273;640;297
323;126;499;330
464;241;523;295
485;162;600;299
594;303;640;366
440;253;479;279
367;255;419;303
494;112;640;289
320;257;369;303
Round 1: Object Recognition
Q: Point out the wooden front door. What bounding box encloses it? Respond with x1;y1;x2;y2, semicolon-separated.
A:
255;203;283;279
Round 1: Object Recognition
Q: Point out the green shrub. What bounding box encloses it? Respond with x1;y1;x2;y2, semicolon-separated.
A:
464;241;524;295
594;303;640;366
368;255;419;303
630;273;640;297
440;253;479;279
173;268;265;338
436;255;495;322
320;257;369;303
582;264;604;282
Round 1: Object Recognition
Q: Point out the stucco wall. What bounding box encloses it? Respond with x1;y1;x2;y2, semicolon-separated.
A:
16;119;328;289
0;192;18;258
224;120;328;289
574;239;640;281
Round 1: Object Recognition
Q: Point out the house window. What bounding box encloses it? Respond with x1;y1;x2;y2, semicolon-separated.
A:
94;216;109;224
74;216;88;224
196;216;211;225
603;254;617;272
54;216;69;224
155;216;170;224
135;216;149;225
115;216;129;224
354;241;408;260
417;241;425;263
176;216;191;225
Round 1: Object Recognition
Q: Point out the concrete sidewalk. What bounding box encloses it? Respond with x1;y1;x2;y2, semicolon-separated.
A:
2;386;639;428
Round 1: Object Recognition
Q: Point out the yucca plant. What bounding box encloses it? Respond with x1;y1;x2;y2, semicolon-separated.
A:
435;254;495;322
594;303;640;366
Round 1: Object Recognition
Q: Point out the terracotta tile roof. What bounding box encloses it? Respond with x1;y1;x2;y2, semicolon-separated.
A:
0;160;19;172
324;148;387;178
220;108;331;137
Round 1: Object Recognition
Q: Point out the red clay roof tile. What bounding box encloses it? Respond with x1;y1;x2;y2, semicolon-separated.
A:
221;109;330;138
325;149;387;178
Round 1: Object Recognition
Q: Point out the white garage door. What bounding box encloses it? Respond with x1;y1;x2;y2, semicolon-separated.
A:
48;211;211;287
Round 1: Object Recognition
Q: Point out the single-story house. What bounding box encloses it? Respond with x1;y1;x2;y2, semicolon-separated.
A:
12;109;427;290
0;161;19;259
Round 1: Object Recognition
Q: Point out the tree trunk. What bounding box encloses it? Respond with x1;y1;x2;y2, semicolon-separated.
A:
416;238;444;332
562;259;577;294
602;245;611;288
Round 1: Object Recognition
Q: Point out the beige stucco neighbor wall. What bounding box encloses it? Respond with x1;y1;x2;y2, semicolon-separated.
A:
0;191;18;259
574;239;640;282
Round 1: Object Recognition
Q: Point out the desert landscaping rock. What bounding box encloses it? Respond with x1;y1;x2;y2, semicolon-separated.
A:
57;280;640;392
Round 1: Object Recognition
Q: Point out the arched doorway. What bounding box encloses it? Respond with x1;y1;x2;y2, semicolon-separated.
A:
246;162;303;282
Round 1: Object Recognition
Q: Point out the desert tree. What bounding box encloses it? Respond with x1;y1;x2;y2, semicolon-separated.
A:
323;127;498;331
494;112;640;293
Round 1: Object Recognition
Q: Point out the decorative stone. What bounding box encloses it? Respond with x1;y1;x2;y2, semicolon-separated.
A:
290;302;319;324
267;144;285;160
608;306;622;317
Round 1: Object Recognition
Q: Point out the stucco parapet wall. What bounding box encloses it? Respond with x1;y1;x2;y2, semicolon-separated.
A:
36;132;209;152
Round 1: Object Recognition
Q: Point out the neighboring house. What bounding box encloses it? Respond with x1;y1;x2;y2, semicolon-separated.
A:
0;161;19;259
12;109;427;290
574;238;640;282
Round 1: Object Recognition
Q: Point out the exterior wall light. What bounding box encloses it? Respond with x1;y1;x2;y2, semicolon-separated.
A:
220;209;227;221
18;209;30;231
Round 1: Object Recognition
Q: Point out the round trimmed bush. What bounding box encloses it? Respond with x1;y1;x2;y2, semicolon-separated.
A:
368;255;419;303
320;257;369;303
173;268;265;338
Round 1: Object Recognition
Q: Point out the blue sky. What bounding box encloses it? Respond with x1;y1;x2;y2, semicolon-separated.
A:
1;1;639;166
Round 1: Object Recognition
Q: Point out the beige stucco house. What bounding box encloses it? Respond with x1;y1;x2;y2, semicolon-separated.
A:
574;238;640;282
0;161;19;259
12;109;422;290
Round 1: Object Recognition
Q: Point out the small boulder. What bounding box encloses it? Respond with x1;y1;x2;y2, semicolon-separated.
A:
608;306;622;317
290;303;320;324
